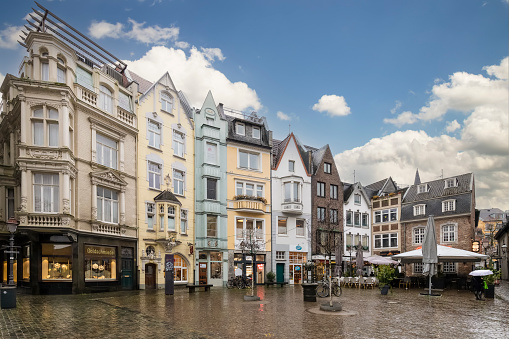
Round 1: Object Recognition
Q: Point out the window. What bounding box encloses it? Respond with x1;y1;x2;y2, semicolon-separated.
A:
413;227;425;244
32;107;59;147
276;251;285;260
236;181;264;198
84;245;116;280
239;150;259;170
161;92;173;113
317;207;326;222
236;217;264;240
173;130;185;157
173;254;188;282
148;162;161;189
146;203;155;230
99;85;113;114
206;117;214;125
414;204;426;216
444;178;457;188
346;211;352;225
42;244;72;280
330;185;338;200
173;169;185;195
76;66;93;91
354;212;360;227
417;184;429;194
97;186;118;223
330;209;338;224
442;262;456;273
278;217;287;235
57;66;66;83
374;208;398;223
413;263;423;274
148;120;161;149
296;219;305;236
96;133;118;169
167;206;175;231
324;162;331;174
206;215;217;237
180;209;187;234
41;62;49;81
206;178;217;200
374;233;398;249
210;252;222;279
354;194;361;205
284;181;299;202
6;188;15;219
34;173;59;213
288;160;295;172
205;142;217;164
317;182;325;197
442;224;457;243
442;200;456;212
236;122;245;135
362;213;369;227
118;92;133;113
252;126;260;139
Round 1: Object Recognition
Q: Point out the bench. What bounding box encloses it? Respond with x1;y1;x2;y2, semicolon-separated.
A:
264;282;288;287
186;284;213;293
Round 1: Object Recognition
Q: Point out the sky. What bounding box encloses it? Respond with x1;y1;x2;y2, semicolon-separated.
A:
1;0;508;210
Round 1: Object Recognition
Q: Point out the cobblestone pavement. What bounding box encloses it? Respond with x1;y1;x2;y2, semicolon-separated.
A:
1;283;508;339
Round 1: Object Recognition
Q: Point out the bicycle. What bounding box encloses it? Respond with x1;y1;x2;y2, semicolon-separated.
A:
316;276;342;297
226;276;252;289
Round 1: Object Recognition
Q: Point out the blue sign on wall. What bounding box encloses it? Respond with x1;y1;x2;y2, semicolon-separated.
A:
296;245;302;251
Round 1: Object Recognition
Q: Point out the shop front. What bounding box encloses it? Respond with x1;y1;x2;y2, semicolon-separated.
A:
233;253;266;284
197;250;226;286
289;252;306;284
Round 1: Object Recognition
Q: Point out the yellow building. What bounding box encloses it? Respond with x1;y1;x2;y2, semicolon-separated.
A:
132;72;195;289
222;107;272;284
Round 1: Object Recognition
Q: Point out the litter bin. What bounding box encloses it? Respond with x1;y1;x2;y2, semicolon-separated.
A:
1;286;16;309
302;283;318;302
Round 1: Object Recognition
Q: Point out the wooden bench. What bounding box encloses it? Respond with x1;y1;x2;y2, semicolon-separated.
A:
186;284;213;293
264;282;288;287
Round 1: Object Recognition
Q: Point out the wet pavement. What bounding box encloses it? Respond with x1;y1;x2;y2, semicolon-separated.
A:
1;282;508;339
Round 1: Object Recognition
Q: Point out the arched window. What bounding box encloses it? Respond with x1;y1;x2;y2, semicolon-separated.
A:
57;55;67;84
161;92;173;113
99;85;113;114
40;49;49;81
173;254;188;282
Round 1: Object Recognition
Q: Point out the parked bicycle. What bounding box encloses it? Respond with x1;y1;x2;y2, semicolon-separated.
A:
227;276;252;289
316;276;342;297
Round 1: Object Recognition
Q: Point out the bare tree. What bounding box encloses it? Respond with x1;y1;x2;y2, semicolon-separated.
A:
238;228;265;298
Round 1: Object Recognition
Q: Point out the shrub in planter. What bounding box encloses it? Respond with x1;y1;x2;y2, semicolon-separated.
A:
375;265;395;293
266;271;275;283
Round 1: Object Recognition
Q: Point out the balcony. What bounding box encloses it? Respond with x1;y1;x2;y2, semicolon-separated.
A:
282;200;303;214
18;213;73;229
231;196;267;214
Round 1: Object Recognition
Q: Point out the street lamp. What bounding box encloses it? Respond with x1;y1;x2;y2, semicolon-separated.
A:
6;217;18;286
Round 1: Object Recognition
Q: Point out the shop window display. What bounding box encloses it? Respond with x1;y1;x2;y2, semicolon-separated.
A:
84;245;117;280
42;243;72;280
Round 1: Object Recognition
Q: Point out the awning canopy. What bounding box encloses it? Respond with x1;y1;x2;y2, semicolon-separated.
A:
392;245;488;263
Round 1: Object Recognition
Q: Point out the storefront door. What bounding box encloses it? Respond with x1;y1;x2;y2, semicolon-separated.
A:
199;263;207;285
276;263;284;283
121;258;133;290
145;263;156;289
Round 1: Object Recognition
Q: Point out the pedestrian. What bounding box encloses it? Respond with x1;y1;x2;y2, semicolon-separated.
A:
471;276;483;300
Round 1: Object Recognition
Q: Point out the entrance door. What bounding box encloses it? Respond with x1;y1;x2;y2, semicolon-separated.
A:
199;263;207;285
145;263;157;289
276;263;284;283
121;259;134;290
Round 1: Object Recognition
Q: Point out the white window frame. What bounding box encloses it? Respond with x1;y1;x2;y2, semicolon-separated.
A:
236;217;264;241
180;209;188;234
442;262;457;273
441;224;457;243
374;233;398;249
288;160;295;172
148;161;162;190
276;251;285;260
148;119;161;149
96;133;118;170
413;227;425;245
252;126;260;139
362;213;369;228
414;204;426;216
346;211;353;226
417;184;429;194
33;173;59;213
173;130;185;158
374;208;398;223
283;181;300;203
296;219;305;236
413;263;424;274
32;107;59;147
442;200;456;212
324;162;331;174
238;149;260;171
41;62;49;81
236;122;245;136
99;85;114;114
330;185;338;200
161;92;173;113
354;193;361;205
205;142;217;165
146;202;155;230
173;169;185;196
57;66;66;83
444;178;457;188
236;180;264;198
278;217;287;235
97;186;119;224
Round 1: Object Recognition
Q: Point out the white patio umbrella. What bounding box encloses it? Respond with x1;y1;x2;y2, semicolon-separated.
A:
366;255;399;265
469;270;493;277
392;245;489;262
422;215;438;296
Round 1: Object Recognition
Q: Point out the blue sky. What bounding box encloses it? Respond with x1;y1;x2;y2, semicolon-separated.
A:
1;0;508;210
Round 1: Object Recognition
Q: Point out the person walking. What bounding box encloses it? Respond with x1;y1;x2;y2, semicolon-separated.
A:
472;275;484;300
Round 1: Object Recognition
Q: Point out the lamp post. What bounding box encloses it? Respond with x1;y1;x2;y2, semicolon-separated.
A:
6;217;18;286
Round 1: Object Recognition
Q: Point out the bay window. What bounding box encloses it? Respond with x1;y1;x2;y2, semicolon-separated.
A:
34;173;59;213
284;181;300;203
207;215;217;237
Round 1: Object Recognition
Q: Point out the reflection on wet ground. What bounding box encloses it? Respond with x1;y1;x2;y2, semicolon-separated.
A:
1;282;508;338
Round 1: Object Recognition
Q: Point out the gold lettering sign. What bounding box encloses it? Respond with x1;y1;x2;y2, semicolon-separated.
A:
85;245;116;258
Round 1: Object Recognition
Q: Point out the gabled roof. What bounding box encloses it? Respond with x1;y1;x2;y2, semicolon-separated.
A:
126;70;153;94
344;182;371;206
311;144;328;175
478;208;506;221
403;173;473;203
153;190;182;205
225;112;272;149
366;177;398;197
271;133;311;176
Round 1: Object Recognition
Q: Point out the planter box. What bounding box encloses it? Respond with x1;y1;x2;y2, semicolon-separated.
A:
485;284;495;299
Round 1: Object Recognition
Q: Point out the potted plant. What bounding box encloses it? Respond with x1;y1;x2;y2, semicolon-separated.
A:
375;265;395;295
483;268;500;299
266;271;275;283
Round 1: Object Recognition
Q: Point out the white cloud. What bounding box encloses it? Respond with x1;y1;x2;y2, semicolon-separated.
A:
126;46;261;111
0;25;23;49
445;120;461;133
390;100;402;114
88;19;179;45
336;58;509;210
277;111;291;121
200;47;225;62
312;94;351;117
385;57;509;127
174;41;190;49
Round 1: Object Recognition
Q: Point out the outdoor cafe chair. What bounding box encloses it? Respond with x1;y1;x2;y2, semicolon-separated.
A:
339;276;346;287
353;277;360;288
363;277;375;289
399;276;411;289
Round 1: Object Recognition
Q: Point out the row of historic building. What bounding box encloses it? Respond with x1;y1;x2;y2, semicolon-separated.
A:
0;12;481;294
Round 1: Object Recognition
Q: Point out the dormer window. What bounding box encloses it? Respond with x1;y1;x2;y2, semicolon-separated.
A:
414;204;426;216
442;200;456;212
288;160;295;172
236;122;245;136
354;193;361;205
417;184;429;194
444;178;458;188
252;126;260;139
